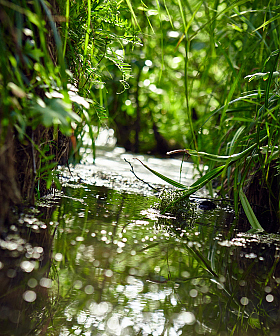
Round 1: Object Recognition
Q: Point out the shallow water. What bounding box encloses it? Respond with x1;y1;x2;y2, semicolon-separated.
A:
1;148;280;336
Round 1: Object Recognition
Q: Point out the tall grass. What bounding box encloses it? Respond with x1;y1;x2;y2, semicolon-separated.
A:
133;0;280;229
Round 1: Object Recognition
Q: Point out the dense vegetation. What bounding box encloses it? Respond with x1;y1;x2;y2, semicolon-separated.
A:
1;1;280;335
0;0;135;224
112;0;280;230
1;0;280;228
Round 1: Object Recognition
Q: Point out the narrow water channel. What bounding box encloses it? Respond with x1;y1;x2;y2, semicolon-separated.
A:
1;147;280;336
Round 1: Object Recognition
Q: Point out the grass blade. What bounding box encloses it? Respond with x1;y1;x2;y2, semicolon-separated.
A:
124;0;141;29
239;189;264;232
63;0;70;57
83;0;91;57
187;135;268;163
135;159;188;189
182;165;225;197
136;158;226;199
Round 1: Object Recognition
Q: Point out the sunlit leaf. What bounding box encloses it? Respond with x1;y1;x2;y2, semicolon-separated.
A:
135;158;187;189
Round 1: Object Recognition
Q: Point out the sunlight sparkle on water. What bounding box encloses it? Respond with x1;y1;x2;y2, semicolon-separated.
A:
73;280;83;289
240;297;249;305
89;301;112;316
54;253;63;261
28;278;37;288
23;290;36;302
40;277;52;288
266;294;274;302
189;289;198;298
177;311;196;325
20;260;35;273
84;285;94;294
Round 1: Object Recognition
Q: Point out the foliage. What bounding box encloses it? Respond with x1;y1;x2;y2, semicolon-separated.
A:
123;0;280;227
56;0;140;161
0;0;138;210
0;0;137;142
0;0;79;139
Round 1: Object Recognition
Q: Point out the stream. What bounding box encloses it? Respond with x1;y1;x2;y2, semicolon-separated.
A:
1;144;280;336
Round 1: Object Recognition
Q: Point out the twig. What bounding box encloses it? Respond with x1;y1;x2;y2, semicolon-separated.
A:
124;158;161;191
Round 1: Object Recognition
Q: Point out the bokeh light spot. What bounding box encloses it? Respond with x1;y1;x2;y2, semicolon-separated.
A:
23;290;36;302
240;297;249;305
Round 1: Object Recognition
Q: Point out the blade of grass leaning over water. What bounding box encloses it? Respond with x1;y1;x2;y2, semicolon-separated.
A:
239;189;264;233
136;159;225;198
134;159;187;189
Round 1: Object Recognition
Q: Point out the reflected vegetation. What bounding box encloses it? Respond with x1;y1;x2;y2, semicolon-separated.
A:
1;183;280;335
51;185;280;335
0;197;59;335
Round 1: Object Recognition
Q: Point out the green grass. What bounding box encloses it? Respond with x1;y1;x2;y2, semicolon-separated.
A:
125;0;280;231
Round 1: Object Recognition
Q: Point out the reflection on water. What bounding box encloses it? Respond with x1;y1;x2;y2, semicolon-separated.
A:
1;152;280;335
0;200;57;335
51;185;280;335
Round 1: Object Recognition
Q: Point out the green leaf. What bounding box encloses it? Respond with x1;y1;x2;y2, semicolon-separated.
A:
135;159;188;189
187;135;268;163
30;99;81;130
239;189;264;232
182;165;225;197
252;13;280;32
124;0;141;30
136;159;225;198
228;126;246;156
190;165;224;188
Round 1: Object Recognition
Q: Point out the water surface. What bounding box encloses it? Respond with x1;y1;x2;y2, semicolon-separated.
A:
1;148;280;335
